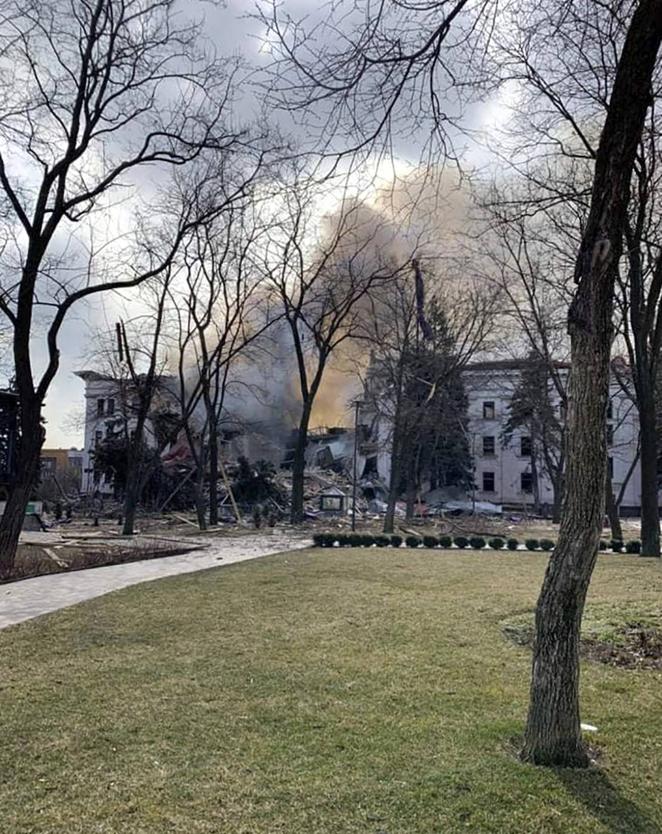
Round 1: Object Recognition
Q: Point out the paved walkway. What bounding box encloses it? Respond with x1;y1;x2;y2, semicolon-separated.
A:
0;533;309;630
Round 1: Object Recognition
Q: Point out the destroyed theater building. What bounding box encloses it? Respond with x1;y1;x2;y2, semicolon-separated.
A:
74;356;645;515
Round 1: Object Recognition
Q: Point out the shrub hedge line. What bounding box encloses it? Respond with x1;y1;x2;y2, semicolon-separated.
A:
312;533;643;553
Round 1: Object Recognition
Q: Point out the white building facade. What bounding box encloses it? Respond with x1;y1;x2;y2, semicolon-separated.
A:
464;360;641;514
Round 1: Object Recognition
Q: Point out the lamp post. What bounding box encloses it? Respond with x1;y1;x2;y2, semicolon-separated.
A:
351;400;364;532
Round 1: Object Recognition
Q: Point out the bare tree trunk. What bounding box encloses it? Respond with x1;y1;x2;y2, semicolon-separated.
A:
522;1;662;768
638;395;660;555
290;400;313;523
551;478;563;525
531;450;541;515
0;402;43;578
383;429;403;534
405;441;416;520
605;469;623;542
208;422;220;527
122;412;149;536
194;464;207;531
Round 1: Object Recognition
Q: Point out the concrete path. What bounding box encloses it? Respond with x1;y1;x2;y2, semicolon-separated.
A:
0;532;309;630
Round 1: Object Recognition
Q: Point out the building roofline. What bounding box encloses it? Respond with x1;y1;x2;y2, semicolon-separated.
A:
462;359;571;372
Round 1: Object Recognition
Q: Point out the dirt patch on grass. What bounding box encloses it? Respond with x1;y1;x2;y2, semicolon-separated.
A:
4;540;200;583
503;605;662;670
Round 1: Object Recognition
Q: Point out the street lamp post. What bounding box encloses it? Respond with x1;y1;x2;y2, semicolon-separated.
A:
351;400;364;532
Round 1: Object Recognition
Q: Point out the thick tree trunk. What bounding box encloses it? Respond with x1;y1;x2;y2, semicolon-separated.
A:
0;403;43;578
605;469;623;542
522;1;662;768
638;399;660;556
290;400;313;524
551;477;563;525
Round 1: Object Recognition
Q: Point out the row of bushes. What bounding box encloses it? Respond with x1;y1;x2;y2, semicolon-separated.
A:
313;532;643;553
600;538;641;553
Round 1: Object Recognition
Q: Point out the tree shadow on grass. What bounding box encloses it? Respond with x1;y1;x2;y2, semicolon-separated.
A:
556;767;661;834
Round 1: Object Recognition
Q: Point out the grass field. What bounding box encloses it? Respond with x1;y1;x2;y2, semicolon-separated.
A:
2;547;662;833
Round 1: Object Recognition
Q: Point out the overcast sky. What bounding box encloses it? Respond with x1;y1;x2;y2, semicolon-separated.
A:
38;0;506;449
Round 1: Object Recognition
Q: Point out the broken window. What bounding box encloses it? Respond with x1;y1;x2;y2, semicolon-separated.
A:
482;401;495;419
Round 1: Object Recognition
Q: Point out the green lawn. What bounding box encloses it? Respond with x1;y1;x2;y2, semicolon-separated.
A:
2;548;662;833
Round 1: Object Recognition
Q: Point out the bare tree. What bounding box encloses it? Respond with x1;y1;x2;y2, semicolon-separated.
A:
0;0;259;575
478;206;572;520
521;0;662;766
494;0;662;556
264;176;405;522
362;262;494;532
170;198;278;528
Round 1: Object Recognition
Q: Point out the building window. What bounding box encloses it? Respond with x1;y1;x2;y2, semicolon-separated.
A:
482;471;495;492
482;435;495;456
607;424;614;446
107;398;115;416
608;457;614;479
607;400;613;419
94;430;102;447
521;472;533;493
520;436;532;457
560;401;567;421
96;398;105;417
483;401;495;419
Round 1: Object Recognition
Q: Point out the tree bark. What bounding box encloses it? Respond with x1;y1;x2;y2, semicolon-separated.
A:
522;0;662;768
290;399;313;523
605;469;623;542
121;410;149;536
194;465;207;531
208;421;219;527
638;393;660;555
0;401;43;578
551;477;563;525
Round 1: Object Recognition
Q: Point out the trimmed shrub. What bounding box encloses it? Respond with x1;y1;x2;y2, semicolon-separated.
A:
438;535;453;548
611;539;624;553
423;535;438;549
488;537;505;550
540;539;555;551
626;539;641;554
348;533;363;547
360;534;375;547
599;539;609;551
375;535;391;547
405;535;421;548
507;538;519;551
454;536;469;549
390;535;403;548
313;532;336;548
525;538;540;551
334;533;348;547
469;536;486;550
